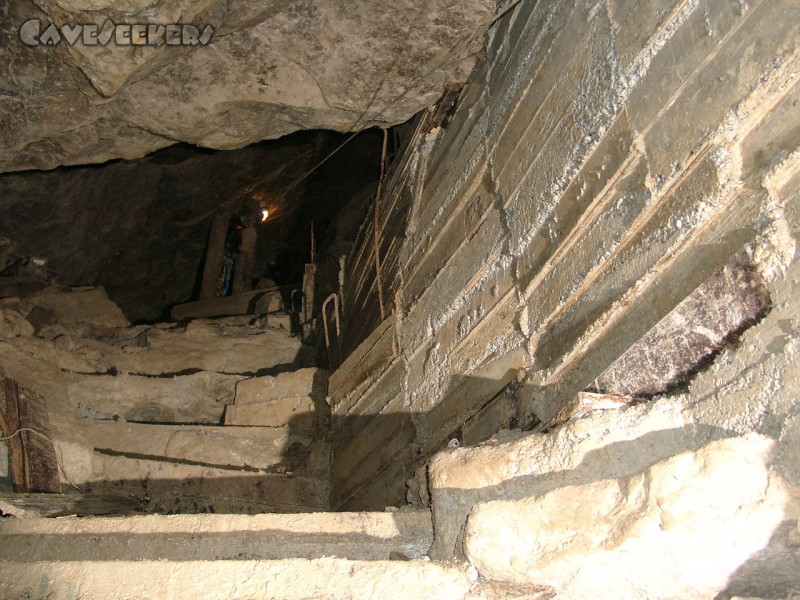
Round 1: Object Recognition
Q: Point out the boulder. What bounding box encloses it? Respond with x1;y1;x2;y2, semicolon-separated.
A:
463;434;800;599
427;397;711;559
0;306;34;339
23;286;129;329
1;0;495;173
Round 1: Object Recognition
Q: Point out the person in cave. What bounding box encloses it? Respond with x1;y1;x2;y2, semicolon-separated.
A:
218;216;245;296
217;200;262;296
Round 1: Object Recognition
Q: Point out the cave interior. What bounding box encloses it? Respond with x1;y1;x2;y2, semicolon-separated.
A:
1;0;799;598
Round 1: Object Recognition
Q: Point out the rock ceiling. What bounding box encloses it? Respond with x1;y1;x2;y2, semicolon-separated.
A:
1;0;496;173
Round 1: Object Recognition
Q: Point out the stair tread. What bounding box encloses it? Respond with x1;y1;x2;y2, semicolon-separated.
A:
0;558;486;600
0;510;433;562
85;453;329;514
84;420;315;471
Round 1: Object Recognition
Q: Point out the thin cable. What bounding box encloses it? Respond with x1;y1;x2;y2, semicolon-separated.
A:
0;427;46;442
279;131;361;198
200;7;505;224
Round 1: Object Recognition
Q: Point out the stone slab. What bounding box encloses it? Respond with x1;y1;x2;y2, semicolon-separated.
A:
83;420;313;470
66;371;244;424
0;510;434;562
224;396;316;430
86;454;329;514
235;368;328;405
0;559;482;600
120;319;309;374
464;435;800;599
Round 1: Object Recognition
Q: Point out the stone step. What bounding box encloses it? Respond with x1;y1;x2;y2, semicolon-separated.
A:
223;395;319;429
0;559;500;600
0;510;433;562
0;510;534;599
0;510;549;600
130;319;313;374
234;368;328;404
66;370;243;424
52;318;314;378
223;367;329;431
82;420;319;472
85;454;329;514
67;366;327;426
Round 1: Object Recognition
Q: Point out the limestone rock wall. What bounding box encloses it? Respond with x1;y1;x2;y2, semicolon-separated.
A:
330;0;800;509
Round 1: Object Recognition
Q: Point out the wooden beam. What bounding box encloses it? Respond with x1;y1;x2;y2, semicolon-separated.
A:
0;378;61;494
0;493;143;518
301;264;317;340
232;227;257;295
171;287;287;321
199;214;229;300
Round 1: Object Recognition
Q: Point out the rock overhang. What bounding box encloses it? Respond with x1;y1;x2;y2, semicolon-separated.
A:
1;0;497;173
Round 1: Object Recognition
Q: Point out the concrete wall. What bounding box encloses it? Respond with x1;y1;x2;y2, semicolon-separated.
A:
330;0;800;509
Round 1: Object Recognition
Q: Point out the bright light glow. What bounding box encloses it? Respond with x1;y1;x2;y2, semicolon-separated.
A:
260;209;269;223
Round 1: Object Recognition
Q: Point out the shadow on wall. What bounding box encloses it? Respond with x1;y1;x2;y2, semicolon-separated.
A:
718;520;800;599
425;423;736;550
426;421;800;598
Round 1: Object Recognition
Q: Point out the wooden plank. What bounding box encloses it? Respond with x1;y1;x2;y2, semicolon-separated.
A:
0;493;143;518
330;396;415;508
302;263;317;341
0;379;24;490
337;136;415;363
170;287;286;320
199;214;229;299
232;227;257;295
0;378;60;494
330;314;396;394
331;358;405;438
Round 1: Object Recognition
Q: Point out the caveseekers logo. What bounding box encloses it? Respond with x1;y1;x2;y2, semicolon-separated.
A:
19;19;214;47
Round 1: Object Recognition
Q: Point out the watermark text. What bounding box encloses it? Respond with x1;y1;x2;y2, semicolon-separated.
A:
20;19;214;47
